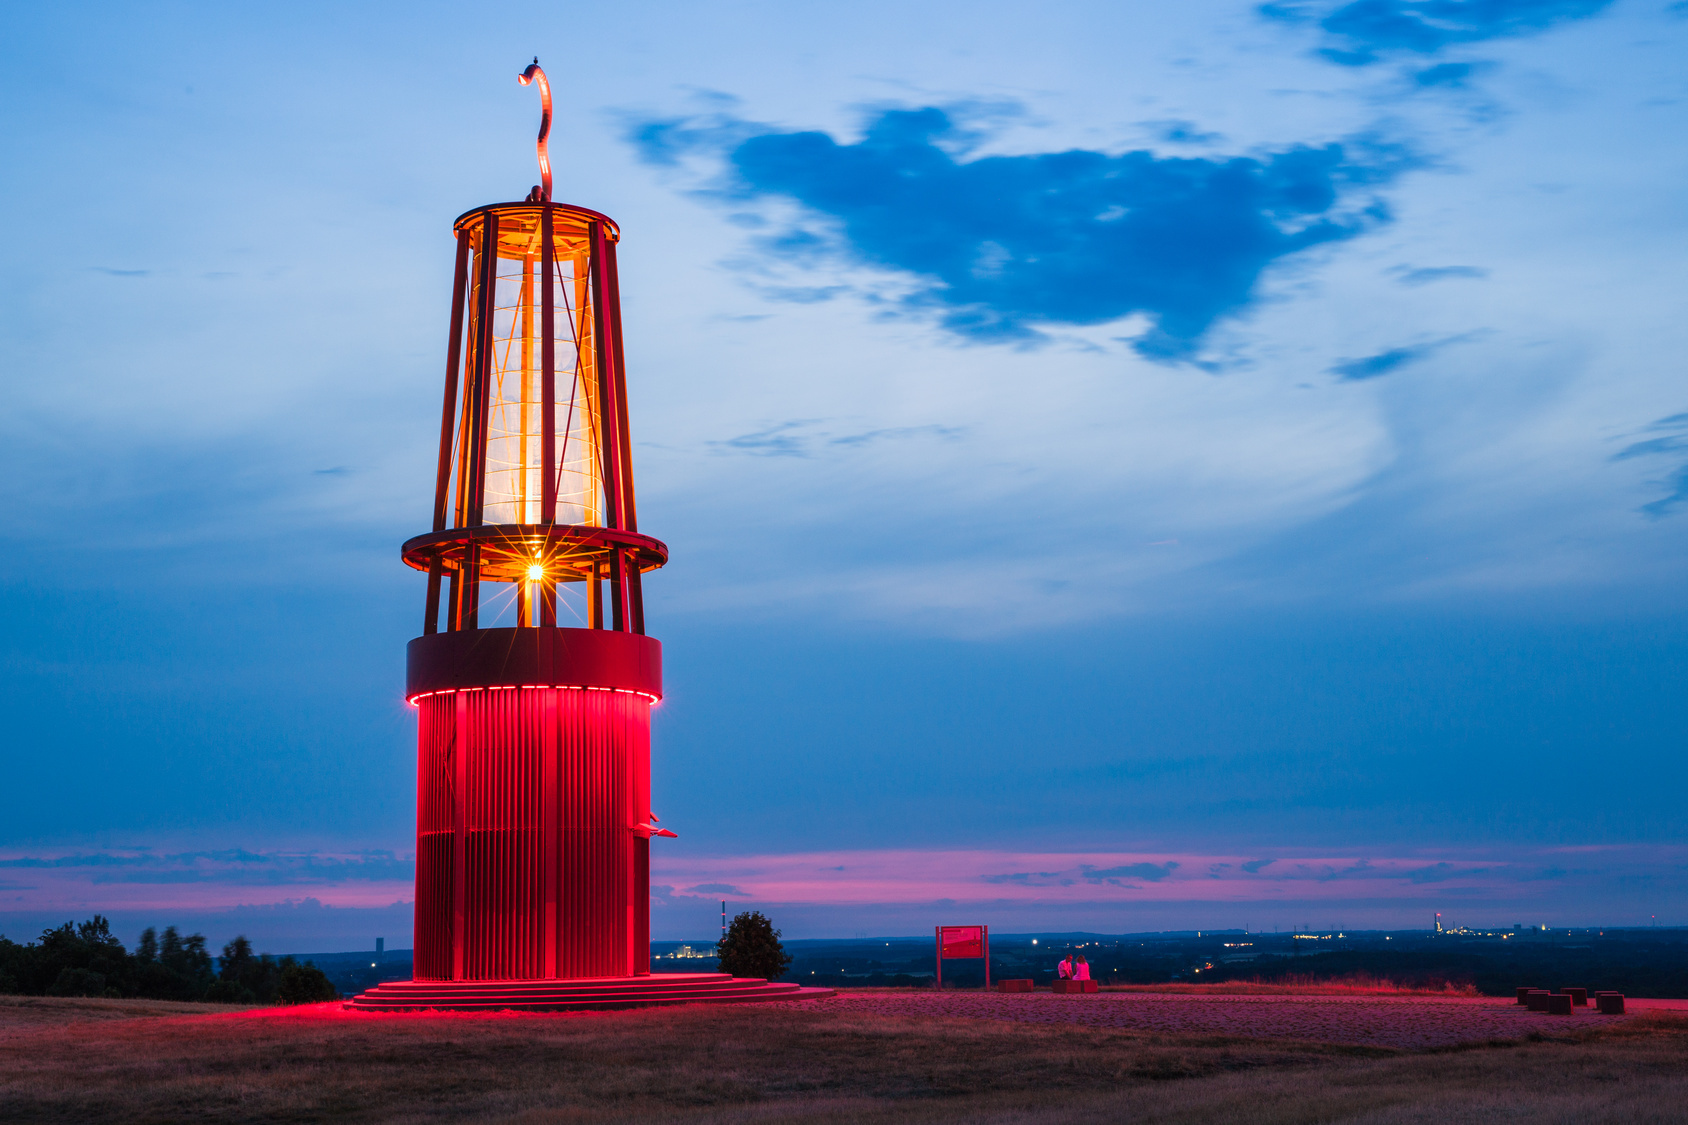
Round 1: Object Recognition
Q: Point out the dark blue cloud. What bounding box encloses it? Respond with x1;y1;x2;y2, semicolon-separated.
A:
635;107;1411;361
1263;0;1614;66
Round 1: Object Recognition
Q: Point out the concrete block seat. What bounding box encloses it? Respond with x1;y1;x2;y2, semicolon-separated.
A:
349;973;834;1012
1052;979;1099;994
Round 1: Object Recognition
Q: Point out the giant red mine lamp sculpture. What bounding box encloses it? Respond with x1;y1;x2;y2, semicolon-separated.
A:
351;62;824;1011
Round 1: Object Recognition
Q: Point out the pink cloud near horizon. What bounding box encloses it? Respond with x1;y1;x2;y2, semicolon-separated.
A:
648;847;1652;907
2;844;1683;936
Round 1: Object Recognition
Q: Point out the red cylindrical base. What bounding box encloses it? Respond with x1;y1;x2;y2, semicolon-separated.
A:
413;685;651;981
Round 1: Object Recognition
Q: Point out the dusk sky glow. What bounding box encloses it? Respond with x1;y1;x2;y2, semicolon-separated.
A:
2;0;1686;952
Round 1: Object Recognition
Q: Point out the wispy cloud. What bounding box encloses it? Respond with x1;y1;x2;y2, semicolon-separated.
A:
648;846;1683;912
1330;333;1473;380
0;849;413;915
1391;264;1489;285
1330;344;1434;380
1410;61;1495;88
1613;411;1688;517
4;844;1683;943
709;419;963;458
710;421;820;457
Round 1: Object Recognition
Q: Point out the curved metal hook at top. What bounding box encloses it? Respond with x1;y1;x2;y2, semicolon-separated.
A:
517;58;553;203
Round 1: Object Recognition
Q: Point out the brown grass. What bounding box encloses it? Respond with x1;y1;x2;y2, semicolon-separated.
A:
1099;973;1483;997
1;994;1684;1124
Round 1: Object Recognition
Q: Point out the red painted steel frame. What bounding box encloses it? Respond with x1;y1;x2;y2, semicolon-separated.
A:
405;185;668;984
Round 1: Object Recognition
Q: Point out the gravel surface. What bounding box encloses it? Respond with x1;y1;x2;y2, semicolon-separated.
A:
819;990;1652;1050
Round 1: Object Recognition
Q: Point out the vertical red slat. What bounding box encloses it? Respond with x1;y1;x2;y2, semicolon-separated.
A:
451;692;467;980
415;684;651;982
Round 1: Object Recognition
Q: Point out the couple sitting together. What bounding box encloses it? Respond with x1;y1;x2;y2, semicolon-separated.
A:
1056;953;1090;981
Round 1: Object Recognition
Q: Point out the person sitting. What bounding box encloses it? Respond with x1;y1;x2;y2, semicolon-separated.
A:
1056;955;1073;980
1073;955;1091;981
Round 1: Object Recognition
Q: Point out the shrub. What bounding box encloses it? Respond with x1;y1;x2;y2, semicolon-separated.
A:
203;979;257;1004
716;911;793;981
47;968;106;997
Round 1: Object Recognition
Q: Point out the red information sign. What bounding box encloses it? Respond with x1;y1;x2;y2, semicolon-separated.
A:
940;926;984;959
934;925;990;990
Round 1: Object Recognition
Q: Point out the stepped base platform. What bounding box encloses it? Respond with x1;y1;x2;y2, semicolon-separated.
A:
348;973;834;1012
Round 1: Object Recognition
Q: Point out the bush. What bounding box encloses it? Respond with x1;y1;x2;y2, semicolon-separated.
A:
716;911;793;981
278;961;339;1005
203;979;258;1004
47;968;106;997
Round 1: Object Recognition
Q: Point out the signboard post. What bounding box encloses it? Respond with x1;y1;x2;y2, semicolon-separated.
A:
935;925;990;990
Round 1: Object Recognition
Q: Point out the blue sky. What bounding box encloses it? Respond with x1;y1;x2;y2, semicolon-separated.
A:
1;0;1685;950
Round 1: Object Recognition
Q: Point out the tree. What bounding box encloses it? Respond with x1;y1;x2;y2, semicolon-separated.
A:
155;925;216;993
208;935;288;1003
277;959;339;1005
27;917;131;997
0;918;214;1001
715;911;792;981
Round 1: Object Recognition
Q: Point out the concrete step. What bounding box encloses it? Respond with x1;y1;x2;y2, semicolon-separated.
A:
348;975;832;1012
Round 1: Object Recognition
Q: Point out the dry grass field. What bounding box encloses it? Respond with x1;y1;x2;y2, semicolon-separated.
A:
2;990;1686;1124
1098;974;1482;996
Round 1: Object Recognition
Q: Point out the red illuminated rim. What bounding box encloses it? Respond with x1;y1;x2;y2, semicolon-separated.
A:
402;523;667;583
453;201;621;242
407;683;660;707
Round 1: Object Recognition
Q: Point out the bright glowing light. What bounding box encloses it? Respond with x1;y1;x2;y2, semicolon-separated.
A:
526;564;545;581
